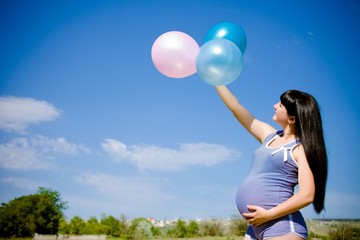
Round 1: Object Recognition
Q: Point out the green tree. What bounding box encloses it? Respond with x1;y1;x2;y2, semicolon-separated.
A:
100;214;121;236
150;225;162;237
166;219;199;238
135;221;153;240
118;214;130;238
82;216;106;235
186;220;199;237
59;217;71;234
0;187;67;238
174;220;187;238
69;216;86;235
126;218;150;240
37;187;68;215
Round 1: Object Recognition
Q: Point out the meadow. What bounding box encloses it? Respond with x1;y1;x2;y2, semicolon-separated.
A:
3;220;360;240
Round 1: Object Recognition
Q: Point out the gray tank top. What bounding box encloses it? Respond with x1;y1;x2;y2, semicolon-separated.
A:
236;130;301;214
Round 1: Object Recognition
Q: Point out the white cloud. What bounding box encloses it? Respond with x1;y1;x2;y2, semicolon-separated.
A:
101;139;240;171
30;135;91;155
0;176;40;190
0;96;61;134
0;135;91;170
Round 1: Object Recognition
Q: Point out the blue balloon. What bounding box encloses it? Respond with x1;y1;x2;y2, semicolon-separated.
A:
204;22;247;54
196;39;243;86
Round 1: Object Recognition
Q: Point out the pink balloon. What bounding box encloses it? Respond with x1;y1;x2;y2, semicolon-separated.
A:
151;31;199;78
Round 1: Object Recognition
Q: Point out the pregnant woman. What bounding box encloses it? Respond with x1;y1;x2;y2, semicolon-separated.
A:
215;85;328;240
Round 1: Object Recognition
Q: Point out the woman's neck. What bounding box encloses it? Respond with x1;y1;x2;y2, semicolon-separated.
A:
281;126;296;139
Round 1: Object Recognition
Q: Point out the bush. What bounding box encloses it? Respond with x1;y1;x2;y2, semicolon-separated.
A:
199;219;224;236
328;223;360;239
227;215;247;236
187;220;200;237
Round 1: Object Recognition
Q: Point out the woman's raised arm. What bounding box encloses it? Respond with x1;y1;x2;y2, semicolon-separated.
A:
215;85;275;143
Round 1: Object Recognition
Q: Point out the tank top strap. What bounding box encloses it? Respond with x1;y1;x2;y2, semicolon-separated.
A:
263;130;283;143
270;134;301;162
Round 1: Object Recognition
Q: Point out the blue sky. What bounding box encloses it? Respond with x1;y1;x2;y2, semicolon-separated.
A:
0;0;359;220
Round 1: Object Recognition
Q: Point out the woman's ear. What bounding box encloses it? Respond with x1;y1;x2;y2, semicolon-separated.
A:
288;116;296;124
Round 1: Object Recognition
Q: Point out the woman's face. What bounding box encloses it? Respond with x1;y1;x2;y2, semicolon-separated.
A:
272;101;290;125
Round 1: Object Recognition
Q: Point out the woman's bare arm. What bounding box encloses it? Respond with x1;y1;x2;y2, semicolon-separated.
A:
215;85;275;142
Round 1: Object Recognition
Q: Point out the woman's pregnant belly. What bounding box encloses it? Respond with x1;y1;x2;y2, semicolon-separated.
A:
236;175;289;214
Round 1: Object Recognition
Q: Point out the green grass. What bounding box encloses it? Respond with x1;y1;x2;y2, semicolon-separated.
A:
107;237;243;240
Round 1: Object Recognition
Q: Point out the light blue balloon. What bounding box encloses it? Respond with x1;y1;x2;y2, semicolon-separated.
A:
204;22;247;54
196;39;243;86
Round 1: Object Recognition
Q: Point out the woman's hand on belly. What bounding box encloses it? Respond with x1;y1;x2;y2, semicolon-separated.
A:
242;205;271;227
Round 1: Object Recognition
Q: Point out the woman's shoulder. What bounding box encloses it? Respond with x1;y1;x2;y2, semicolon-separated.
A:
262;130;282;143
292;143;306;163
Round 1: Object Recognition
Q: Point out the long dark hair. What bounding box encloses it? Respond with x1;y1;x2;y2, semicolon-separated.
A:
280;90;328;214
